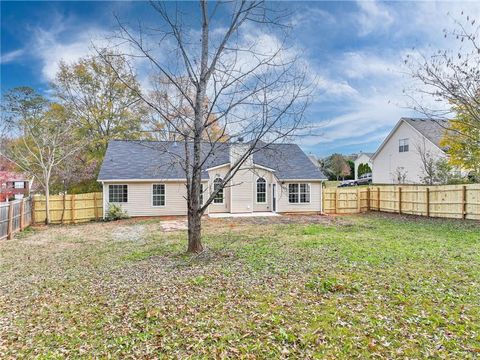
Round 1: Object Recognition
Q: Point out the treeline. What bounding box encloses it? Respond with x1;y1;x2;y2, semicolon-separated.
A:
1;51;152;196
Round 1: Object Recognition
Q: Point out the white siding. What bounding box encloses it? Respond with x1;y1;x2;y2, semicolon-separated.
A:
354;153;373;180
104;181;188;217
277;181;322;213
372;121;446;184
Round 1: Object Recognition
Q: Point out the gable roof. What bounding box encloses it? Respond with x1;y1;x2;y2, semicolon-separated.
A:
371;117;448;160
98;140;326;181
402;118;448;148
355;152;373;160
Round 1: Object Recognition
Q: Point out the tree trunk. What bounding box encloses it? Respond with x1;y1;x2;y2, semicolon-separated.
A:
45;182;50;225
187;209;203;253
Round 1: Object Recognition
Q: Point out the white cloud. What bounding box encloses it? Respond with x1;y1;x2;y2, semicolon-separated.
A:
340;51;398;80
356;0;394;36
1;49;25;64
32;27;106;80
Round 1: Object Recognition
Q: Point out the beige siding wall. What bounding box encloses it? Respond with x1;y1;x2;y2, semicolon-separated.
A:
102;170;322;216
277;181;322;213
207;164;231;213
230;168;254;213
103;181;188;217
253;168;275;212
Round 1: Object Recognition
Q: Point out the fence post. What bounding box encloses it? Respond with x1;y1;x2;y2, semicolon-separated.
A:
72;194;76;224
357;188;361;213
462;185;467;219
20;199;25;231
366;188;371;211
426;187;430;217
334;189;338;214
398;187;402;215
377;187;380;211
94;192;98;220
31;195;36;225
7;202;13;240
61;193;66;225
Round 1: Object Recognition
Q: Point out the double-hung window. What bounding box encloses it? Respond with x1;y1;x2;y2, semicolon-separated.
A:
213;178;223;204
399;138;409;152
109;184;128;203
152;184;165;206
288;183;310;204
256;178;266;203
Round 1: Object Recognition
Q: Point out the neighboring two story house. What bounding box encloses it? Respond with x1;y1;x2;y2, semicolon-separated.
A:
354;152;373;180
98;140;327;217
371;118;448;184
0;156;33;202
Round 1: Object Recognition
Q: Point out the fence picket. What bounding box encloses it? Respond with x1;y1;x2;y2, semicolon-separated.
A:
323;184;479;220
31;192;103;224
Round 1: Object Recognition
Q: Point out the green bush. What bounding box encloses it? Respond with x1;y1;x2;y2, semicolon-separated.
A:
105;203;129;221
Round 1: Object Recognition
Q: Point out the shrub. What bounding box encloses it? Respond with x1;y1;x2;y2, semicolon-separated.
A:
105;203;129;221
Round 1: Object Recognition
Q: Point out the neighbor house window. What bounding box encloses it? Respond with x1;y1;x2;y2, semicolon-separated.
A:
109;184;128;203
152;184;165;206
213;178;223;204
288;183;310;204
14;182;25;189
399;138;409;152
256;178;266;203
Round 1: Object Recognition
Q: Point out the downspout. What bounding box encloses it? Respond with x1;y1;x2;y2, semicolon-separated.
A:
100;181;105;220
320;180;324;215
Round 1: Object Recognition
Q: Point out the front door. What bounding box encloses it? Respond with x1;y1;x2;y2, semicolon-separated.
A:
272;184;277;212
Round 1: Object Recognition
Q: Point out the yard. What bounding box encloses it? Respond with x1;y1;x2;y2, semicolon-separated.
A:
1;213;479;358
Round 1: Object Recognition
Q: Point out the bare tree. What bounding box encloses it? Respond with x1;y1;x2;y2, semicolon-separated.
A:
98;1;311;252
404;13;479;140
415;140;440;185
2;88;83;224
391;167;408;184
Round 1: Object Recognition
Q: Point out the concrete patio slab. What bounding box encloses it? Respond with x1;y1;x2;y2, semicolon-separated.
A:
208;212;280;218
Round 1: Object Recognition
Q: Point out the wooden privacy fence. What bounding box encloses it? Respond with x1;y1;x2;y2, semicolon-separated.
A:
32;192;103;224
323;184;480;220
0;198;32;240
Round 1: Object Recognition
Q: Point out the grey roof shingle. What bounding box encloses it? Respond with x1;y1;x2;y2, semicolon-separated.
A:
403;118;448;149
98;140;326;181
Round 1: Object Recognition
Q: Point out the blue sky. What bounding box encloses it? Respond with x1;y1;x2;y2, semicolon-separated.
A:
2;1;479;157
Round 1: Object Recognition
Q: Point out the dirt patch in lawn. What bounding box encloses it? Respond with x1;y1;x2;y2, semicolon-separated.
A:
207;213;350;226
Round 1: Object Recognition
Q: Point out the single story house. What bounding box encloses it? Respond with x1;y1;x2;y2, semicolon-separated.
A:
98;140;327;217
354;152;373;180
371;118;449;184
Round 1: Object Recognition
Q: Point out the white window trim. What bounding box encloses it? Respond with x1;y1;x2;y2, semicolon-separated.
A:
108;184;128;203
213;177;224;204
288;183;311;204
255;177;267;204
151;183;166;207
399;138;409;153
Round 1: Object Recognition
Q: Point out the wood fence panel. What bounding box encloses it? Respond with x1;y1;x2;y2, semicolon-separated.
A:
0;198;32;240
33;192;103;224
323;184;480;220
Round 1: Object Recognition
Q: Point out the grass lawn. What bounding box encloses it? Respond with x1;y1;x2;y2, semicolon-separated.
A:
1;213;479;358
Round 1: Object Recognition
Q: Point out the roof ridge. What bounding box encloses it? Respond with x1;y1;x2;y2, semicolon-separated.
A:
401;117;448;122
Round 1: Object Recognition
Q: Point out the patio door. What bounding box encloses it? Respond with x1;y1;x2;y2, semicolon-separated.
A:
272;184;277;212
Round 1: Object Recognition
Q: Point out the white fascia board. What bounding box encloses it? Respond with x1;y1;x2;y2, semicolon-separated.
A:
99;178;208;182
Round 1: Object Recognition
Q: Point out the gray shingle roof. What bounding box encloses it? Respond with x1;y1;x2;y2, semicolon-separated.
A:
98;140;326;181
403;118;448;149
